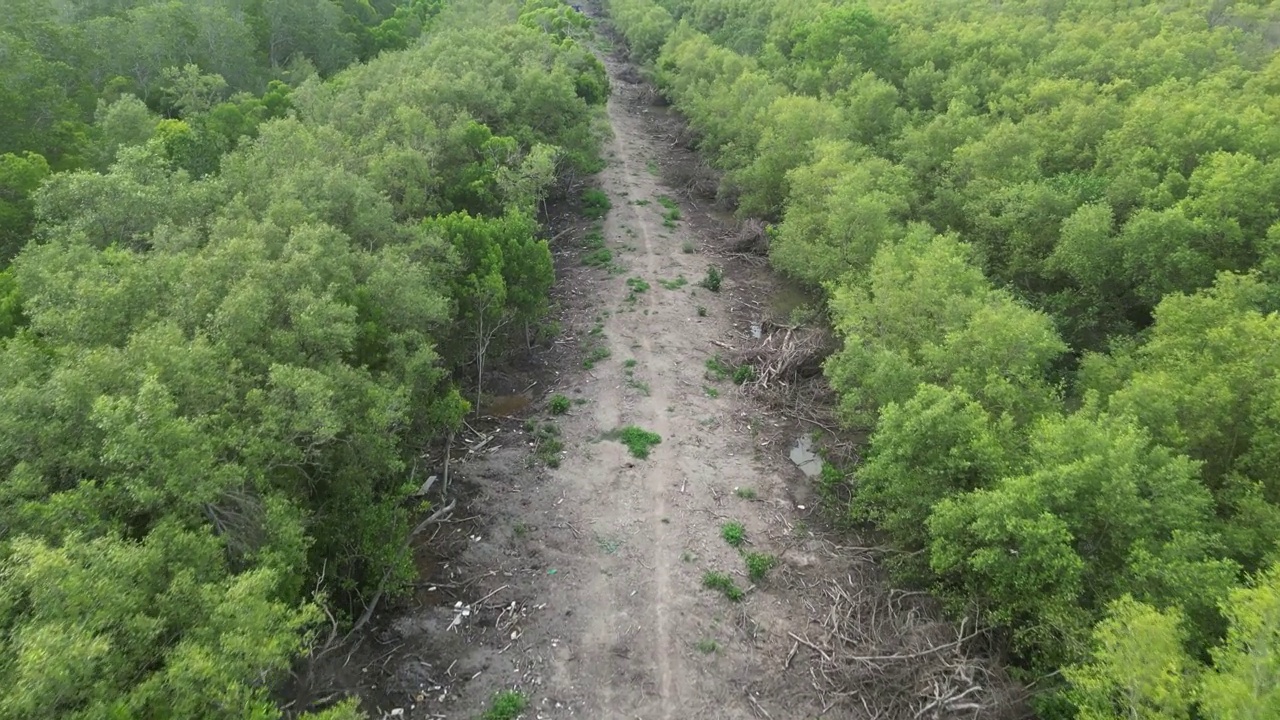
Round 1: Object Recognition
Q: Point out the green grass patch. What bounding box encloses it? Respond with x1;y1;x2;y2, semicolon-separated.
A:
605;425;662;459
744;552;776;582
703;385;719;398
624;358;638;368
549;394;571;415
582;247;613;267
659;275;688;290
695;639;719;654
626;378;651;395
720;521;746;548
480;690;528;720
646;159;660;175
734;487;757;500
733;364;755;385
702;571;744;602
583;188;611;220
583;345;611;369
696;305;707;317
633;198;650;206
682;240;696;254
626;277;650;293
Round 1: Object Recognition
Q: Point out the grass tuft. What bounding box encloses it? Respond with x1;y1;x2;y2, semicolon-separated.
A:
702;571;744;601
734;487;757;500
480;690;527;720
549;394;570;415
744;552;777;582
583;346;611;369
720;521;746;548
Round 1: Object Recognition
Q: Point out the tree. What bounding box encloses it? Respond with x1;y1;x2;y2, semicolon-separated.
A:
1201;564;1280;720
855;383;1011;579
0;153;51;264
1065;596;1196;720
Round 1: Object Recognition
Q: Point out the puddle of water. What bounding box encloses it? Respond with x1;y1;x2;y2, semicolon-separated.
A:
789;435;823;478
482;394;532;417
769;281;818;324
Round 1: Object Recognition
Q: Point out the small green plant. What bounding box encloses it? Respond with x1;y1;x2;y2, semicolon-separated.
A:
700;266;723;292
646;159;660;175
696;305;707;317
702;571;744;601
583;345;611;369
733;364;755;385
633;198;650;206
682;240;696;254
657;195;679;212
605;425;662;459
533;422;564;468
659;275;688;290
583;229;605;249
734;487;757;500
549;394;571;415
682;550;695;563
705;355;733;381
744;552;777;582
624;358;638;368
626;277;650;293
513;522;529;538
481;690;528;720
695;639;719;654
626;378;651;395
582;188;611;219
720;521;746;548
703;385;719;398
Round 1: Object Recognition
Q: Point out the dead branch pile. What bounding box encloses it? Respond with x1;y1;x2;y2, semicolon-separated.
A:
734;323;833;392
616;65;643;85
636;83;666;106
668;158;719;200
727;217;769;254
790;569;1029;720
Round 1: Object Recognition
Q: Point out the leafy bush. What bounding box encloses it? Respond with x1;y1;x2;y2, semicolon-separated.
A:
549;393;571;414
700;265;722;292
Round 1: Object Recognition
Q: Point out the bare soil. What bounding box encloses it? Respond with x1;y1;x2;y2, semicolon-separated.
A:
299;35;1031;720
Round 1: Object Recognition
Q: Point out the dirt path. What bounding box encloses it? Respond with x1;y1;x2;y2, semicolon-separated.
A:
427;49;835;720
333;34;1027;720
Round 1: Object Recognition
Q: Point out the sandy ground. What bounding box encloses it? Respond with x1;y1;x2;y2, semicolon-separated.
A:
303;31;1030;720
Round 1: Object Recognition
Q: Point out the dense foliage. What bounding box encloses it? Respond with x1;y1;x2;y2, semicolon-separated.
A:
604;0;1280;715
0;0;606;717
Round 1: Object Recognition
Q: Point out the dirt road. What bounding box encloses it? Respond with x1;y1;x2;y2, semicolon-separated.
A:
336;31;1026;720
